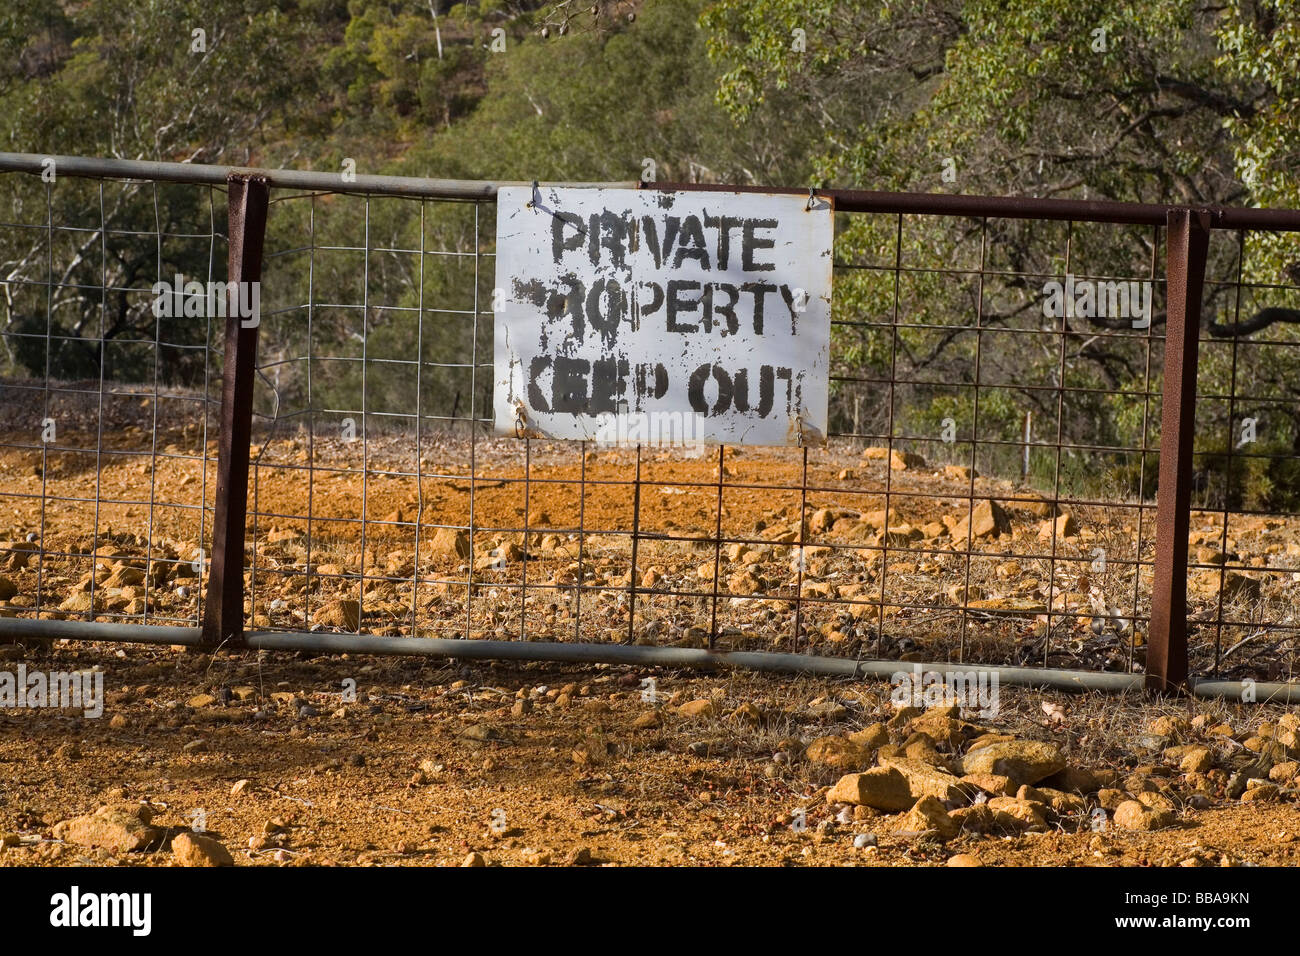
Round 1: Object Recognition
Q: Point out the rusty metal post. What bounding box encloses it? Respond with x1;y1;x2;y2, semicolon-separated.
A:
200;176;270;648
1147;209;1210;693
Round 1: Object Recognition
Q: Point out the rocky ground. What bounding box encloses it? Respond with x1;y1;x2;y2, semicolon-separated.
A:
1;421;1297;681
1;644;1300;867
2;410;1299;867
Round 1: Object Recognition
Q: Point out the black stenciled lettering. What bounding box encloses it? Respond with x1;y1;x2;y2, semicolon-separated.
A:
672;214;710;270
551;211;585;263
560;274;586;341
702;213;745;271
585;277;626;348
639;280;664;319
742;218;777;272
667;279;701;333
512;277;548;307
588;210;631;269
732;365;775;417
640;215;663;269
528;356;551;412
780;283;802;333
713;283;739;335
688;363;733;417
552;356;590;413
742;281;776;334
512;277;567;329
661;216;680;269
590;355;630;414
635;363;668;409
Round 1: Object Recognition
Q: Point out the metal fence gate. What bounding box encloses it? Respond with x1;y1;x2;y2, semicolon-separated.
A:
2;151;1299;700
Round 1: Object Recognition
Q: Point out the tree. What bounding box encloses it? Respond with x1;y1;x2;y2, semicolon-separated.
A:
0;0;323;384
703;0;1300;504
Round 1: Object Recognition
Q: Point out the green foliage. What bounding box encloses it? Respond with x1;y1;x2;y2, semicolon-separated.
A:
254;191;491;424
3;0;1300;506
404;0;810;186
1218;0;1300;285
703;0;1300;506
3;0;321;163
326;1;491;135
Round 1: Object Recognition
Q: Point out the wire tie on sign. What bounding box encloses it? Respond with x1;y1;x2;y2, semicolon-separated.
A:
806;187;817;211
527;180;540;211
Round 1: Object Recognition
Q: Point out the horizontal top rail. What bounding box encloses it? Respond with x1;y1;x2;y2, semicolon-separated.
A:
3;150;1299;227
0;151;635;200
649;181;1300;231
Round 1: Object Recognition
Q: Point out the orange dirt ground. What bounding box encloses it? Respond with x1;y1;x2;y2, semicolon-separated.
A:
1;419;1299;866
1;650;1300;867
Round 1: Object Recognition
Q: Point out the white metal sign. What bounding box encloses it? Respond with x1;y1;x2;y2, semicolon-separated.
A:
493;186;833;446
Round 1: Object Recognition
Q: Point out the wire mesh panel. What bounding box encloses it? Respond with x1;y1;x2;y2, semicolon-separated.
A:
228;187;1300;685
2;153;1299;689
237;192;1109;669
247;192;499;640
818;215;1164;673
0;170;224;632
1187;228;1300;682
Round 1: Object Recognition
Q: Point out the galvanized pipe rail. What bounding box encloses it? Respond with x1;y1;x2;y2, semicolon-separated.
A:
7;152;1300;227
0;151;635;199
1;617;1295;703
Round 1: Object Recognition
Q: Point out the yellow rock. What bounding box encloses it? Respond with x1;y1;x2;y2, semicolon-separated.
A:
1037;513;1079;539
951;500;1011;540
677;698;715;718
312;599;360;631
805;736;872;771
430;527;470;559
825;767;914;811
893;795;958;840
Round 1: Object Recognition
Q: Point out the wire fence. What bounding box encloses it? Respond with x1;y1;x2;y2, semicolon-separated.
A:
2;153;1299;695
0;171;225;632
